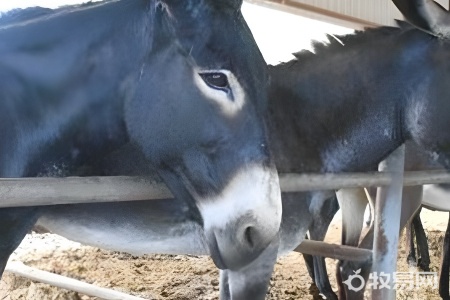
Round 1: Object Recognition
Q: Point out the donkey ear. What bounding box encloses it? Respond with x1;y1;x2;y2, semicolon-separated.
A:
392;0;450;37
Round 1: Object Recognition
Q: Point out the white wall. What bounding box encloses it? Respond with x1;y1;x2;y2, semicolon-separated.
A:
0;1;354;64
242;2;353;64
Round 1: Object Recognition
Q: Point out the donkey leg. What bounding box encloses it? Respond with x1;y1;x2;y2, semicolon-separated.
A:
337;226;374;300
302;235;316;280
400;187;425;267
0;258;6;276
405;218;417;267
439;213;450;300
0;207;40;279
307;197;339;300
336;188;368;300
312;256;337;300
412;208;431;271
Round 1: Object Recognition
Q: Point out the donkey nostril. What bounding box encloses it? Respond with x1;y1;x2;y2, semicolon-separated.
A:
244;226;255;248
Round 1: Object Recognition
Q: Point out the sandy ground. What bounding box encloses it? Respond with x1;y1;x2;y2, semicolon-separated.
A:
0;208;448;300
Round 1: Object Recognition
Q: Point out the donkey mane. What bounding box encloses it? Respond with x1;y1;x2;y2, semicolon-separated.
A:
275;26;404;70
311;26;401;55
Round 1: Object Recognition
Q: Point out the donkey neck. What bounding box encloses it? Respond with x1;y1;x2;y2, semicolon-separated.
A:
0;1;152;89
268;28;433;174
0;1;154;177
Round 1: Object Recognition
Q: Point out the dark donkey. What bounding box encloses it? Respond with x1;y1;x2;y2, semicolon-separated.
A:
334;1;450;299
0;0;282;279
235;1;450;297
26;2;450;298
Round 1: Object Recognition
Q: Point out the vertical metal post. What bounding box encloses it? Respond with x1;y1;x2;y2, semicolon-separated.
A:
372;145;405;300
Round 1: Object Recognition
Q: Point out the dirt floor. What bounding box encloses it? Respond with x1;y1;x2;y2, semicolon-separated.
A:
0;208;448;300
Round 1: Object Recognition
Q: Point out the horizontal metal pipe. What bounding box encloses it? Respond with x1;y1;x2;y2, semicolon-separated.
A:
5;261;148;300
0;170;449;207
0;176;172;207
280;169;450;192
295;239;373;262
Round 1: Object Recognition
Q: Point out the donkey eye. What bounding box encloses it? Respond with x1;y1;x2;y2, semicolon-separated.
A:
199;72;230;92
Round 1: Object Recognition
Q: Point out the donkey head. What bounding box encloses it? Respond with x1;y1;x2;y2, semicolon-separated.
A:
125;0;282;271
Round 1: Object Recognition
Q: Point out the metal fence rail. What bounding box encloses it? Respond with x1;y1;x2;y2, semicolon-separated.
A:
0;170;449;207
5;261;148;300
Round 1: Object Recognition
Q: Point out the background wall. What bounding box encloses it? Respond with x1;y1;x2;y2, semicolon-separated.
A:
246;0;449;29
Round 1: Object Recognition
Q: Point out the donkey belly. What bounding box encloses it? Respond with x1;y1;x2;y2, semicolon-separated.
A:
422;185;450;212
35;200;208;256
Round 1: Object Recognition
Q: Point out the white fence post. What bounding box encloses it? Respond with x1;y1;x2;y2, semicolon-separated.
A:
372;145;405;300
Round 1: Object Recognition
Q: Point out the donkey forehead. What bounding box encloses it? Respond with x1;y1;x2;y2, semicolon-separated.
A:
164;0;255;62
159;0;268;106
182;14;268;94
